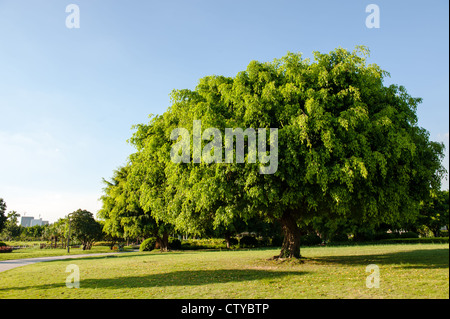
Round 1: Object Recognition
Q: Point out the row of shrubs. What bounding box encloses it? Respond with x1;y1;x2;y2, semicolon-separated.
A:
308;232;449;245
139;232;449;251
139;235;327;251
379;237;449;244
139;236;277;251
325;231;422;243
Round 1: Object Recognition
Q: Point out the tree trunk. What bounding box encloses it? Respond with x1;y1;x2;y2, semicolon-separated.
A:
157;231;169;252
224;232;231;249
278;212;301;259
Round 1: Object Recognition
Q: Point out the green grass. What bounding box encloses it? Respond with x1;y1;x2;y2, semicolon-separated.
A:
0;244;120;261
0;244;448;299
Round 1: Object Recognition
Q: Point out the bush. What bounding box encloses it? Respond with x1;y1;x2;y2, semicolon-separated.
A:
381;237;448;244
222;237;239;248
373;232;395;240
93;241;114;247
181;238;227;250
271;235;283;247
300;234;322;246
353;231;376;242
0;242;6;247
139;237;157;251
239;235;259;248
329;233;349;243
399;231;419;239
0;246;13;253
169;237;182;250
258;237;271;247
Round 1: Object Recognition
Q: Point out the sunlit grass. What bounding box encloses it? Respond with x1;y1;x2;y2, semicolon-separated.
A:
0;244;118;261
0;244;448;299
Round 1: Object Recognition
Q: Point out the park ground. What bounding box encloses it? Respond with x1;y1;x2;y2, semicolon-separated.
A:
0;243;448;299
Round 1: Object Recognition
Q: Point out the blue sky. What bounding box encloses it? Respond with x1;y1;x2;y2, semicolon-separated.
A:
0;0;448;223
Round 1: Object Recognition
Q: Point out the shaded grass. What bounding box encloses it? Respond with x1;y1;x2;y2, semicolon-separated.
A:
0;244;448;299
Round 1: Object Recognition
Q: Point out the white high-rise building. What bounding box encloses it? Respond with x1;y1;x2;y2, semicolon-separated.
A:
20;216;49;227
20;216;34;227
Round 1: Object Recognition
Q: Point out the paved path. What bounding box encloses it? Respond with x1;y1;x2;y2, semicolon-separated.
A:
0;252;126;273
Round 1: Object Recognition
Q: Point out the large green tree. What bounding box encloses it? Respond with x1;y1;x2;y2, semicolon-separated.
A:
127;46;446;258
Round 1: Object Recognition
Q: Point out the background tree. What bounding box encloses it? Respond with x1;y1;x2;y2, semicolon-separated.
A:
98;165;174;251
43;218;67;248
0;198;7;233
20;225;46;241
1;211;21;241
440;190;450;232
69;209;102;250
127;46;446;258
417;190;449;237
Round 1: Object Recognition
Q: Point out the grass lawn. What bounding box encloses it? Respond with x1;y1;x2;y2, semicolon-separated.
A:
0;244;120;261
0;243;448;299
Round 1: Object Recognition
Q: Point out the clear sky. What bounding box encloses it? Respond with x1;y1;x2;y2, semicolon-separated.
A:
0;0;448;223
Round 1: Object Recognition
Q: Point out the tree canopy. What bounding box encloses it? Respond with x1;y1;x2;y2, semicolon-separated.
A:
100;46;446;258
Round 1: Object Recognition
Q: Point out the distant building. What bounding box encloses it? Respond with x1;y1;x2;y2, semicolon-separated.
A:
20;216;49;227
20;216;34;227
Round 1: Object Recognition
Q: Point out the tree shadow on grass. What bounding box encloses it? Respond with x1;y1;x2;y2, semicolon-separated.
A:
308;248;449;269
0;268;307;292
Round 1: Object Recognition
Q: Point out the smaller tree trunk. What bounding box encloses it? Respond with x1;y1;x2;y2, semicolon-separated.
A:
109;241;116;250
224;232;231;249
